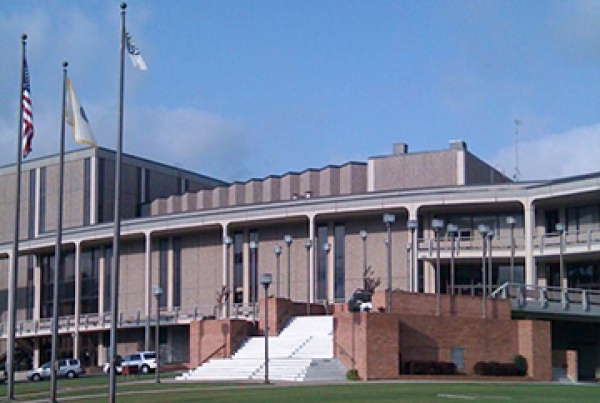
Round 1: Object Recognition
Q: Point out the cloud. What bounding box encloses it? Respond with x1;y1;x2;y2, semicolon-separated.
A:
491;123;600;180
115;106;250;181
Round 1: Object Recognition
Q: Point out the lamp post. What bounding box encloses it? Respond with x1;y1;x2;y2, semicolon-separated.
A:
447;224;458;295
487;229;495;294
224;236;233;317
284;235;293;299
432;219;444;316
383;214;396;313
407;219;418;293
323;243;331;301
249;241;258;326
359;230;368;290
405;243;411;291
304;239;312;315
259;273;272;385
556;223;565;288
273;246;282;298
152;286;163;384
506;216;516;284
478;224;489;318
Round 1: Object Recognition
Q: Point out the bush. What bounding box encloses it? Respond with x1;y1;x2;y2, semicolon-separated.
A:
404;360;457;375
346;369;360;381
473;361;523;376
513;355;528;376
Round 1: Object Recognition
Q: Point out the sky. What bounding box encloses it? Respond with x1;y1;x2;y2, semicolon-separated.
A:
1;1;599;183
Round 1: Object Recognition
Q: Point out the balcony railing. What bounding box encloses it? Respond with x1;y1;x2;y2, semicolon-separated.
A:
0;304;214;339
533;229;600;252
417;235;525;254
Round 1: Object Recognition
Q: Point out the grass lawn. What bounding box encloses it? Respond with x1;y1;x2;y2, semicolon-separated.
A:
0;377;598;402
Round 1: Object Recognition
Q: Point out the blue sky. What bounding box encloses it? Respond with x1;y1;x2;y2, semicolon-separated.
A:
1;1;599;182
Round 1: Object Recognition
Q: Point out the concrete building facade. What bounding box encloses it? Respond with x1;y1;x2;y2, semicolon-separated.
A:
0;141;599;380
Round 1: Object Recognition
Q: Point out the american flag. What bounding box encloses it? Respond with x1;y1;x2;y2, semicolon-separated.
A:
21;56;34;158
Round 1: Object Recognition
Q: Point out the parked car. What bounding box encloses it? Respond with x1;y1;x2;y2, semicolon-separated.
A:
103;351;157;375
27;358;85;381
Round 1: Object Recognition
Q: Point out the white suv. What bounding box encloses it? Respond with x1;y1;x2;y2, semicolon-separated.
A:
104;351;157;375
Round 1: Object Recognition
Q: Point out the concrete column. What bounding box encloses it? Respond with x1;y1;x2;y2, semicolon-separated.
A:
406;205;420;293
97;332;106;365
308;214;316;302
74;241;81;359
144;232;152;351
33;338;41;368
33;256;42;321
221;221;231;318
524;200;536;285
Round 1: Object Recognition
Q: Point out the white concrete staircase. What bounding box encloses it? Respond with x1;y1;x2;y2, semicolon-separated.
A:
177;315;346;382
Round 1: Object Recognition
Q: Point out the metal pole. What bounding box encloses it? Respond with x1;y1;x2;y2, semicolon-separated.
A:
410;228;416;292
360;231;367;289
263;283;269;384
405;243;411;291
285;236;292;299
155;294;160;384
481;235;487;319
450;233;455;295
305;241;311;315
109;4;127;402
488;235;493;294
559;231;564;288
7;34;28;401
509;223;515;283
386;223;392;313
274;247;281;298
435;229;441;316
50;61;68;403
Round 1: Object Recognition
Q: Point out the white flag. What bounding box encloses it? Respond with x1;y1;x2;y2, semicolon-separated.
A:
66;78;97;147
126;32;147;71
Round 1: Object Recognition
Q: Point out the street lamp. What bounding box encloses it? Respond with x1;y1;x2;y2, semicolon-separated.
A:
383;214;396;313
273;245;282;298
506;216;516;284
259;273;272;385
249;241;258;326
556;223;565;288
152;286;163;384
322;242;331;301
359;230;368;290
405;243;411;291
447;223;458;295
304;239;312;315
224;236;233;317
432;219;444;316
284;235;293;299
407;219;418;293
487;229;495;295
478;224;489;318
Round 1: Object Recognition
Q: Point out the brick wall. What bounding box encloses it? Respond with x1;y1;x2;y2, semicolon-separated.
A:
188;319;252;368
259;297;327;336
334;293;552;381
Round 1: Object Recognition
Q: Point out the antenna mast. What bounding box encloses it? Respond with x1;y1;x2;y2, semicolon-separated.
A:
513;119;522;181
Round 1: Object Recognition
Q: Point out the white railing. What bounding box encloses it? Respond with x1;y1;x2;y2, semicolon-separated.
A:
533;229;600;252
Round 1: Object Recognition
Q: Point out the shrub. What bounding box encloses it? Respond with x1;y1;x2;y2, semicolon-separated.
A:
404;360;457;375
473;361;522;376
346;369;360;381
513;355;528;376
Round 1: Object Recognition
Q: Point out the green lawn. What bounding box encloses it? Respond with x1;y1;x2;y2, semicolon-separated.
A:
0;377;598;402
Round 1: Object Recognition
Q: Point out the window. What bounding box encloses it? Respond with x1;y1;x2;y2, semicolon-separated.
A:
334;225;345;301
39;167;46;233
173;237;182;308
104;247;112;313
26;255;34;320
233;232;244;303
249;230;259;303
28;170;36;238
81;248;99;314
316;225;328;300
450;348;464;369
83;158;91;225
159;238;169;307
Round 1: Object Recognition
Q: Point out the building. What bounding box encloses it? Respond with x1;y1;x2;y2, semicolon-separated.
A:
0;141;599;379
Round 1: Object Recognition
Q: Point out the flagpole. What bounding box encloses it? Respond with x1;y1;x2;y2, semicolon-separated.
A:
49;61;68;403
6;33;28;401
109;3;127;402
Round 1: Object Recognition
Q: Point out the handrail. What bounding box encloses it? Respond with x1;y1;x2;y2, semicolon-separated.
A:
490;282;510;299
201;343;226;365
333;339;356;368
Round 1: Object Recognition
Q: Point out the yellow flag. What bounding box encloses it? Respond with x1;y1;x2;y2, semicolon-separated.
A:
65;78;97;147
